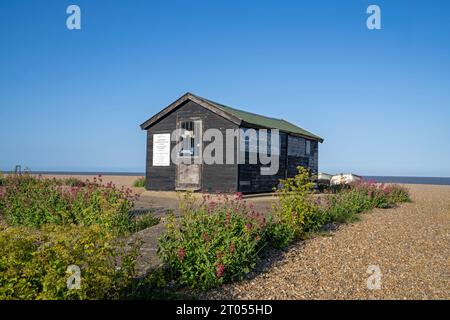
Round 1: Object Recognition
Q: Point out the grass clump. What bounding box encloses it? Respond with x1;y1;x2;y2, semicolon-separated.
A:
129;211;160;233
133;177;146;188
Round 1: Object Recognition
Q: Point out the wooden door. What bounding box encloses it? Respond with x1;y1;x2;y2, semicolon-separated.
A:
175;119;202;190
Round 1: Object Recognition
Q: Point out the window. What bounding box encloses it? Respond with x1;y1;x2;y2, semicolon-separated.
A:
259;129;280;156
259;130;267;154
244;130;250;152
305;140;311;155
241;128;258;153
179;120;201;157
288;136;302;156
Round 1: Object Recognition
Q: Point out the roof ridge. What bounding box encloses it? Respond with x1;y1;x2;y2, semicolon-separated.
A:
185;92;324;142
192;94;285;122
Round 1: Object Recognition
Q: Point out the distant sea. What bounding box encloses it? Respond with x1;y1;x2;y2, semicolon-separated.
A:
364;176;450;186
3;171;450;186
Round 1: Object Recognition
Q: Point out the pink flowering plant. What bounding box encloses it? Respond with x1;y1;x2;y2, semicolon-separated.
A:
158;191;266;290
326;180;411;224
331;180;411;213
0;173;157;234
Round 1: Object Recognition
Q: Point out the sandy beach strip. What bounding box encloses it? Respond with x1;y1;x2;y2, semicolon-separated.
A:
30;173;144;189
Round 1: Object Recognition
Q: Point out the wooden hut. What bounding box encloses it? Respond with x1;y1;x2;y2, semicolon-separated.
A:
140;93;324;193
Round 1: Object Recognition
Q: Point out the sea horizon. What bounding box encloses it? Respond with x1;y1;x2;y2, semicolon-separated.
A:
2;170;450;186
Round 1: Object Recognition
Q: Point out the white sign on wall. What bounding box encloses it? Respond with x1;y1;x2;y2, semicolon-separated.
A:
152;133;171;166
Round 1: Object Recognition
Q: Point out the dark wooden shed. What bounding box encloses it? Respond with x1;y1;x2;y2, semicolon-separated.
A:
140;93;324;193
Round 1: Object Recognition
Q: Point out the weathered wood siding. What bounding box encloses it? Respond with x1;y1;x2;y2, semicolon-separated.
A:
145;100;239;191
237;132;287;193
287;135;319;177
238;133;319;193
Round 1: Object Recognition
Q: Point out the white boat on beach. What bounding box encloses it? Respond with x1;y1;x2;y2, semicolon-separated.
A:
330;173;362;185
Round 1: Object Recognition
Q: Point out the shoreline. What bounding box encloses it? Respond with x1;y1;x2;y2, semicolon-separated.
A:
30;173;450;187
3;171;450;187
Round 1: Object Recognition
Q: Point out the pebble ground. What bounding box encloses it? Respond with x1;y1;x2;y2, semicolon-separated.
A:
202;184;450;300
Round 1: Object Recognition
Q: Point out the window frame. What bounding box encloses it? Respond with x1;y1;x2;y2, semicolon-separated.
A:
179;120;201;159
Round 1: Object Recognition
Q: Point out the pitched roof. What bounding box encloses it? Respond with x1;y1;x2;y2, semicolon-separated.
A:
140;93;324;143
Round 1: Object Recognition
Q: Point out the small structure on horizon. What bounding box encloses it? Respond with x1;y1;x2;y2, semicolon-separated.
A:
140;93;324;193
14;165;22;175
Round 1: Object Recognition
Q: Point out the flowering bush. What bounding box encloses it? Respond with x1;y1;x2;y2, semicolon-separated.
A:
0;174;157;234
325;180;411;223
350;180;411;208
325;188;372;223
383;184;411;203
158;192;266;290
0;224;139;300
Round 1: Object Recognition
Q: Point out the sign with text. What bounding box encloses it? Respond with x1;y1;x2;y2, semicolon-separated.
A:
153;133;171;166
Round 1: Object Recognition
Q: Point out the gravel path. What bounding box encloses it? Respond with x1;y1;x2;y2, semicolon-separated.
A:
202;184;450;300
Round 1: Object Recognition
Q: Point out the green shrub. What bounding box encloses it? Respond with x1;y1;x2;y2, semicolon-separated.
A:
158;192;266;290
0;224;139;300
133;177;146;188
267;167;327;247
126;266;193;299
326;188;371;223
0;174;153;234
265;220;296;249
0;172;4;186
129;211;160;233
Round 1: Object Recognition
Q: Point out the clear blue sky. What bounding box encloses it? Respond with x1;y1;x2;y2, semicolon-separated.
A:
1;0;449;176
